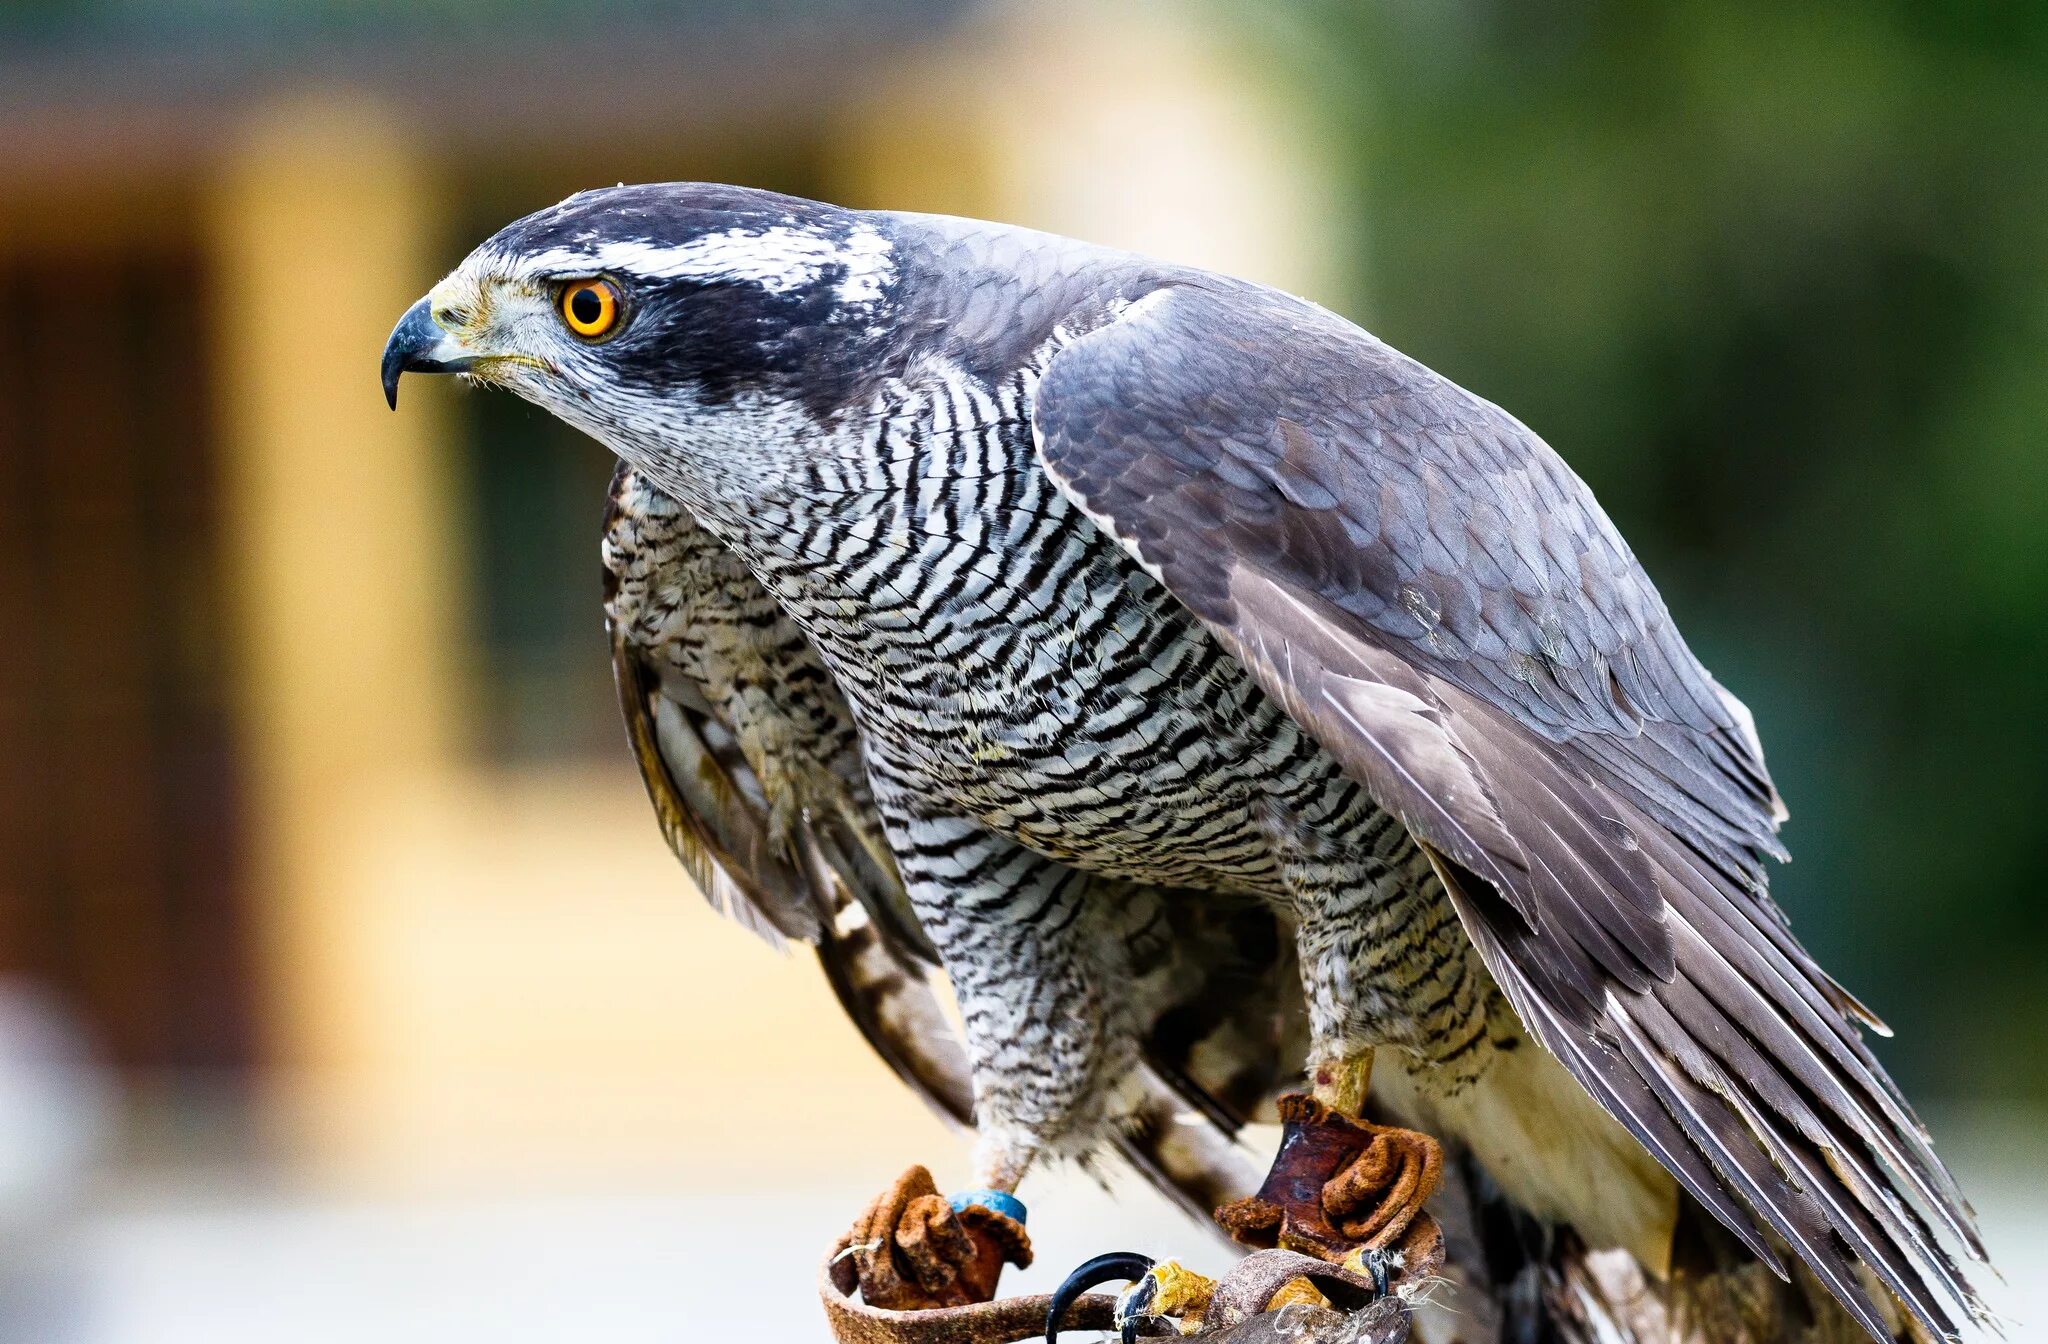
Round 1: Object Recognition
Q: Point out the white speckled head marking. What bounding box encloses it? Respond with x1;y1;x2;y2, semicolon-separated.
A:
494;221;897;305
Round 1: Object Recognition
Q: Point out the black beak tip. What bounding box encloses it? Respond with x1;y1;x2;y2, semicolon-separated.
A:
381;296;463;412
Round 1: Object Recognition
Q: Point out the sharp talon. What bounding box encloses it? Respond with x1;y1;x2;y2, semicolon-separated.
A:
1046;1251;1154;1344
1118;1272;1161;1344
1340;1245;1393;1299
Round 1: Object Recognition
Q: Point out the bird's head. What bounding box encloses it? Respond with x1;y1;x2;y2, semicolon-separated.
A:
382;182;899;482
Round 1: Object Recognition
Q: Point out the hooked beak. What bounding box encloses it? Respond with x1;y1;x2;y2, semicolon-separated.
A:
381;296;475;409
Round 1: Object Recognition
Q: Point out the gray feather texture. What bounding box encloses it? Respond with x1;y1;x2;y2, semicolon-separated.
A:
407;183;1993;1344
1032;280;1985;1339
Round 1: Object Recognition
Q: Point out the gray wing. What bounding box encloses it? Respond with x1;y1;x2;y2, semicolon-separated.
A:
603;464;1272;1208
1032;281;1987;1341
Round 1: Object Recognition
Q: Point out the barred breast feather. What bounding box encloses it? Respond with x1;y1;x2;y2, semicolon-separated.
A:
601;460;1282;1219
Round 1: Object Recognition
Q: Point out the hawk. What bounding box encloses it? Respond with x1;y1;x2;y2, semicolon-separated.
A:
382;184;1989;1342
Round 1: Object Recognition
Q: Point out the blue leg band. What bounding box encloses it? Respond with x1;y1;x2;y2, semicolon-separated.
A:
949;1189;1028;1225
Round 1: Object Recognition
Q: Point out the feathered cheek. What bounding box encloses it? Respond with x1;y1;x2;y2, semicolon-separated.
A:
465;352;558;397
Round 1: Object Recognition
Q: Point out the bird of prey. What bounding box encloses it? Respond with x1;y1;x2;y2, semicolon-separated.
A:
382;183;1990;1343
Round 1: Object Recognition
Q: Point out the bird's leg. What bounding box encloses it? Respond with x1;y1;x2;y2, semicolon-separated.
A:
1214;849;1452;1285
1215;1046;1446;1279
1313;1049;1377;1117
840;1041;1048;1312
1311;1050;1445;1284
844;784;1131;1311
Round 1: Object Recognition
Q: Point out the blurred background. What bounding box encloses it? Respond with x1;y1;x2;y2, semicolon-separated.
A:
0;0;2041;1340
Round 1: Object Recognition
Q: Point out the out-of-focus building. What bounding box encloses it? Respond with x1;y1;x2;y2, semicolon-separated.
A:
0;0;1349;1191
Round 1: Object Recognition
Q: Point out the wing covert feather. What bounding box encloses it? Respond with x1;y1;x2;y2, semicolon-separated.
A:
1032;282;1987;1340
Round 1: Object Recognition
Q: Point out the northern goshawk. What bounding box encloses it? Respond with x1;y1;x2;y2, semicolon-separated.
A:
382;184;1989;1343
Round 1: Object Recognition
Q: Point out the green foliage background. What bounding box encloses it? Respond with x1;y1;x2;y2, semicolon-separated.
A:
1246;1;2048;1104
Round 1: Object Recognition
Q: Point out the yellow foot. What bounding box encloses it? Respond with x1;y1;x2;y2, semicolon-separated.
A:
1047;1254;1217;1342
1135;1260;1218;1336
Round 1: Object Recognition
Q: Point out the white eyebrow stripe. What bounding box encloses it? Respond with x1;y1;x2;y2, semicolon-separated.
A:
503;223;897;304
835;225;896;303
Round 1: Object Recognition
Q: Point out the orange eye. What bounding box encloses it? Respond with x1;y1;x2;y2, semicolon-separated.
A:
560;278;621;338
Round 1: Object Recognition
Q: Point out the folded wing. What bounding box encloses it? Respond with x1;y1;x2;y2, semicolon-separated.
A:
1033;281;1988;1341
